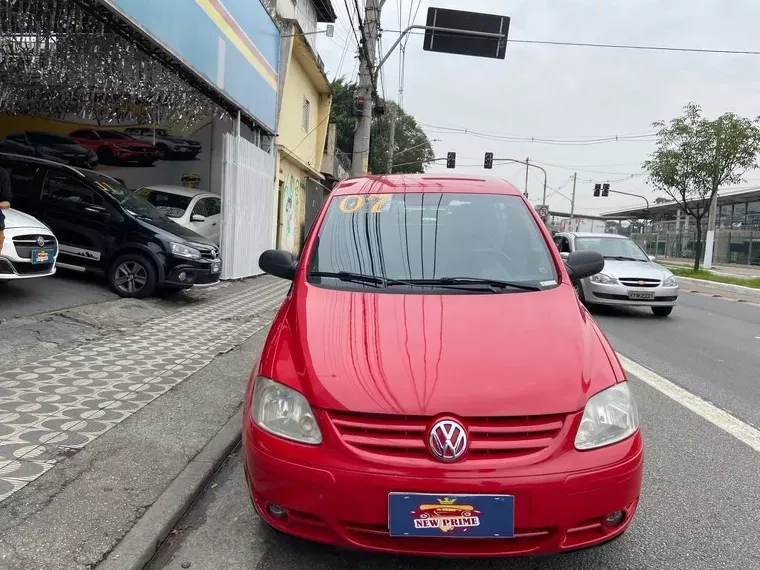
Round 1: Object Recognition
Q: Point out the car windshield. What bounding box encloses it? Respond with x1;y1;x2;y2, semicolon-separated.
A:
27;132;74;145
575;236;650;261
98;131;131;140
308;192;557;291
138;189;193;218
85;172;165;219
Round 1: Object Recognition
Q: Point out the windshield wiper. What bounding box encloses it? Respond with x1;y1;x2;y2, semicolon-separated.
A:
309;271;400;287
401;277;543;292
603;255;639;262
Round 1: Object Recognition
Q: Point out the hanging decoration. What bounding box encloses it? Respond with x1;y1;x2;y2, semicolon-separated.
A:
0;0;226;129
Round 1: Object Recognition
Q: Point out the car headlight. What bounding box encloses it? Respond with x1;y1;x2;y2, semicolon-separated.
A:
663;275;677;287
590;273;616;284
170;242;201;260
575;382;639;450
251;377;322;445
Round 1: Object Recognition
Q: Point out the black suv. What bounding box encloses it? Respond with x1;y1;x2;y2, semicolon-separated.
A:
0;153;222;298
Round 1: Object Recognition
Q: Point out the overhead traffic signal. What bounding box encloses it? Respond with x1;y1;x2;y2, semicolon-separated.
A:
484;152;494;169
447;152;456;169
593;183;602;197
602;183;610;197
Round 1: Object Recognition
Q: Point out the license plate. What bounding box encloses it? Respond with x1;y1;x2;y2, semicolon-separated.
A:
388;493;514;538
210;261;221;274
31;248;54;264
629;291;655;300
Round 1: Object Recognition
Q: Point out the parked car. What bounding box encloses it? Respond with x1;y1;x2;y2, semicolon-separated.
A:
68;129;159;166
0;153;222;298
123;127;202;160
0;208;58;283
554;232;679;316
245;175;643;557
135;185;221;245
1;131;98;169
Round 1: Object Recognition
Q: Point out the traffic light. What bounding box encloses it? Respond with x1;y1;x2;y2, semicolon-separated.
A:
447;152;456;169
484;152;493;169
593;183;601;197
602;183;610;197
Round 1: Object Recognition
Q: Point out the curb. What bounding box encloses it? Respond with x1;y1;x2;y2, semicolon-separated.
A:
676;276;760;298
98;407;243;570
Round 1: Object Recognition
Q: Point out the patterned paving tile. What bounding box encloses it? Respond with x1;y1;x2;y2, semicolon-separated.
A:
0;277;288;504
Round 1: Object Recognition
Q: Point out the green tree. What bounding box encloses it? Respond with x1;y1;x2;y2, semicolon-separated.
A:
330;78;435;174
643;103;760;270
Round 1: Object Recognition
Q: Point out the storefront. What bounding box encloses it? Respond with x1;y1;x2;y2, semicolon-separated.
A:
0;0;281;278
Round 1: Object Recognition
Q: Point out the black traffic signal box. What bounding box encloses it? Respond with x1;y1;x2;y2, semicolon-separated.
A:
484;152;493;169
593;183;602;197
602;183;610;197
447;152;456;169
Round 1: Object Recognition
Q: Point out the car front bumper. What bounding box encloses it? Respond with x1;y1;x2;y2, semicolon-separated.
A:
243;421;644;557
582;280;679;307
0;256;56;280
163;257;222;287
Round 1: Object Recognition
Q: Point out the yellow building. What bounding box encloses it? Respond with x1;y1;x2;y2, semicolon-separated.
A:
275;16;333;254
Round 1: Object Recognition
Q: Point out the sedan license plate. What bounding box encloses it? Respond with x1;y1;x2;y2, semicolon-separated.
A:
210;261;221;274
629;291;655;300
31;248;54;264
388;493;514;538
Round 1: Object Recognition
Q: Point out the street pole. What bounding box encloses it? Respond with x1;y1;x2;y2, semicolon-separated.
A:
703;192;718;269
570;172;577;218
351;0;380;177
524;157;530;199
386;107;397;173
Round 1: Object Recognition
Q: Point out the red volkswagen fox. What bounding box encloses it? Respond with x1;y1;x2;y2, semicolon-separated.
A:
243;175;643;557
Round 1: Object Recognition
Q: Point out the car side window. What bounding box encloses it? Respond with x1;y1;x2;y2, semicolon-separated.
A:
553;235;563;250
192;198;211;217
560;238;572;253
207;198;221;216
42;171;102;207
2;162;40;198
72;130;94;139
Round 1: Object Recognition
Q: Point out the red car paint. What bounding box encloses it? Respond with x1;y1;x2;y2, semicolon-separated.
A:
243;175;643;557
68;129;159;165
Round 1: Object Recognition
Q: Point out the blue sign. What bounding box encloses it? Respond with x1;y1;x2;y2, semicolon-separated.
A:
101;0;279;132
388;493;515;538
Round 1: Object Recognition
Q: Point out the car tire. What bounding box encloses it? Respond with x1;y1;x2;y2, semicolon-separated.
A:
109;253;157;298
156;144;169;159
652;306;673;317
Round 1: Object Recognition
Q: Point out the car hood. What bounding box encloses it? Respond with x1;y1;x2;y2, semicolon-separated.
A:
263;284;622;417
165;135;199;145
2;208;51;231
44;143;89;154
598;259;672;280
136;216;216;248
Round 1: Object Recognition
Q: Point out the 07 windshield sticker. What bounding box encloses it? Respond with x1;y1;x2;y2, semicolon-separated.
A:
338;194;392;214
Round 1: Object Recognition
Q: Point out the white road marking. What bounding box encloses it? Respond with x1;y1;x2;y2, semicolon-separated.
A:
617;353;760;454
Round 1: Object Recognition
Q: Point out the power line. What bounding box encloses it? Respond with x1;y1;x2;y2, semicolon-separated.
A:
419;122;657;144
381;29;760;56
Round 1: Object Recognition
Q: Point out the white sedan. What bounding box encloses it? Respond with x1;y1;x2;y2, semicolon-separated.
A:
135;185;221;245
1;209;58;282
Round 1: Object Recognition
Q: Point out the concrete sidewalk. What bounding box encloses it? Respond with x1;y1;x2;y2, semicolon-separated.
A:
663;257;760;279
0;276;288;570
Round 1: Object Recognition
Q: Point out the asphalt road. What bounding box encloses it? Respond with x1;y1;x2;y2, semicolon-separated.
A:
146;292;760;570
0;270;117;321
592;292;760;429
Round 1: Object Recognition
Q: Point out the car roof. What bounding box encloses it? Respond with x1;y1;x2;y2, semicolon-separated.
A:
331;174;524;196
564;232;627;239
139;185;217;198
0;152;86;176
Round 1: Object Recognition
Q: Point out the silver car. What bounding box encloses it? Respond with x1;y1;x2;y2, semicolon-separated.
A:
553;232;679;317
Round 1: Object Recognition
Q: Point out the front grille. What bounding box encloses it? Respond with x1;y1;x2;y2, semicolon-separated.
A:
618;278;661;288
11;262;54;274
328;412;566;461
594;293;677;302
12;235;58;259
199;248;218;260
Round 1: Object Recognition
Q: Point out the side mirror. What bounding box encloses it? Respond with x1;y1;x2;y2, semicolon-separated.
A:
565;250;604;283
259;249;297;281
648;255;656;262
560;251;570;260
191;214;206;223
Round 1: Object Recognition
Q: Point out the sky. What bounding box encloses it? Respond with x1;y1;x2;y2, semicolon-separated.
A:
315;0;760;217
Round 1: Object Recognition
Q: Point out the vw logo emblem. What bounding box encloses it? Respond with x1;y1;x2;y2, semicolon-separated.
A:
37;236;45;247
428;419;468;462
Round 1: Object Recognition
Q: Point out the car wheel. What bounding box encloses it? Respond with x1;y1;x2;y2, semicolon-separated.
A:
156;144;169;159
97;146;113;164
652;306;673;317
109;254;157;298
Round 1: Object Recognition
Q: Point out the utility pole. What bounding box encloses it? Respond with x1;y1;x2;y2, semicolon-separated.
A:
351;0;381;177
570;172;577;218
386;107;397;173
524;157;530;199
703;192;718;269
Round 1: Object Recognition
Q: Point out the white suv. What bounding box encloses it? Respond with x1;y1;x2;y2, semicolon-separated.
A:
0;209;58;282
